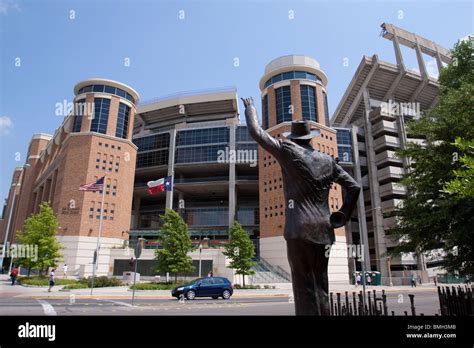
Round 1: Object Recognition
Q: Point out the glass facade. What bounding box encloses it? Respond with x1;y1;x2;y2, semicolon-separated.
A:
136;150;169;168
300;85;317;122
176;127;228;146
236;207;259;225
115;103;130;139
185;207;229;226
176;144;227;164
264;71;321;89
175;127;229;164
90;98;110;134
134;133;170;168
263;94;269;129
134;133;170;152
323;91;330;126
236;126;258;144
275;86;292;124
336;128;353;163
77;84;136;104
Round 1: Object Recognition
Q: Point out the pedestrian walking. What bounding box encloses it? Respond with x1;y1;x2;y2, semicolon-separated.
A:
417;275;422;285
63;264;68;278
207;271;213;277
411;274;416;288
433;276;438;287
10;266;19;286
48;269;56;292
366;274;372;287
356;273;361;287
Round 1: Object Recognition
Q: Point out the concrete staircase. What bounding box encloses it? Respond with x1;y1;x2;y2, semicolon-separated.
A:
249;258;291;283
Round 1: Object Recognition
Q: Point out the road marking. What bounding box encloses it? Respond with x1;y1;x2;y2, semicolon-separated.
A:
99;299;133;307
36;299;57;316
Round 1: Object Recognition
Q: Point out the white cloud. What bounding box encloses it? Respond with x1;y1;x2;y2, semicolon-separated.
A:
426;58;440;79
0;116;13;135
0;0;20;15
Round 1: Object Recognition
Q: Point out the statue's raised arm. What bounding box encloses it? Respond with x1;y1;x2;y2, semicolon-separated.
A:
241;97;282;159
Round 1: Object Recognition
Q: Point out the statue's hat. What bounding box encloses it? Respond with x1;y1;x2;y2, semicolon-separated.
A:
282;121;320;140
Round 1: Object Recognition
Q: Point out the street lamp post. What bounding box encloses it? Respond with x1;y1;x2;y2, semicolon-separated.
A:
387;256;393;286
198;243;202;278
1;165;29;274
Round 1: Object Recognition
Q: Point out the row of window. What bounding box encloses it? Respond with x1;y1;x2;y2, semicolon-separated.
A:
176;127;229;146
73;99;131;140
264;85;330;128
88;201;116;220
264;71;321;89
95;152;121;173
77;84;136;104
136;150;169;168
175;144;227;164
133;133;170;151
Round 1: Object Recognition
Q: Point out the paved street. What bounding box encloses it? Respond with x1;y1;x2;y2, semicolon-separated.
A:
0;275;442;316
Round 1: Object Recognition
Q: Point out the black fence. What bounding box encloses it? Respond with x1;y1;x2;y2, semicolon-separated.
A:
329;285;474;316
438;285;473;316
330;289;393;316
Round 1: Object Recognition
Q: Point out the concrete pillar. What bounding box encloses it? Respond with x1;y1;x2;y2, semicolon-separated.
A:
132;195;141;229
351;125;372;272
362;89;389;279
228;124;236;227
166;129;176;210
392;33;406;69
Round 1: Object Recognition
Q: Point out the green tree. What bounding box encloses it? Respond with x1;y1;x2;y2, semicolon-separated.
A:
16;202;64;276
388;40;474;277
223;221;256;286
443;137;474;198
154;209;194;283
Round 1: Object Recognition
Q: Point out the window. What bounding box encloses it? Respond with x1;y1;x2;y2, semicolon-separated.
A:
263;95;269;129
116;102;130;139
275;86;292;124
300;85;317;122
72;115;82;132
323;91;330;126
176;127;229;146
133;133;170;151
78;84;136;104
90;98;110;134
264;71;321;88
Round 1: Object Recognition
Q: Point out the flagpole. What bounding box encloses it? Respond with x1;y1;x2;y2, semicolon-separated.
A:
91;176;106;296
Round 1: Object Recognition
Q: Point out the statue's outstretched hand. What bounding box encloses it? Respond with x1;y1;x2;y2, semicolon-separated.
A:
241;97;254;109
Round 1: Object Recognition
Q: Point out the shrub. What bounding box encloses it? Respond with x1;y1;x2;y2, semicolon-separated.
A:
130;282;186;290
17;277;78;286
233;284;261;289
81;276;123;288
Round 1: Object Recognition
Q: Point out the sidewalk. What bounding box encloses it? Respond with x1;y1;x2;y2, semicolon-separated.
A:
1;274;440;299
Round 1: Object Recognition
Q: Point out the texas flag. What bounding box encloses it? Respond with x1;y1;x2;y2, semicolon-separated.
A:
147;176;173;195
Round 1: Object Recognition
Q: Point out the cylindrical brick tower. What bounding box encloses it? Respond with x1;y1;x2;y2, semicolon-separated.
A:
257;55;350;283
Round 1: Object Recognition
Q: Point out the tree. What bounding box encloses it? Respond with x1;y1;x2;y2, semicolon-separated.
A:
223;221;256;286
16;202;64;276
388;40;474;277
154;209;194;283
443;137;474;198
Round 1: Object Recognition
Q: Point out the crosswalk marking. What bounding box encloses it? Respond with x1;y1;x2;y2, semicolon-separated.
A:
36;299;56;316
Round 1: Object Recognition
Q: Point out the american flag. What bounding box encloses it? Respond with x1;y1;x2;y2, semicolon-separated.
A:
79;176;105;191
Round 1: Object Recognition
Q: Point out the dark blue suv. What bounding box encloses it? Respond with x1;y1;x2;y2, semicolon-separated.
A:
171;277;233;300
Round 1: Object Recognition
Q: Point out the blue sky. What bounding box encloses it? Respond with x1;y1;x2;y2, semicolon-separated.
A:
0;0;472;200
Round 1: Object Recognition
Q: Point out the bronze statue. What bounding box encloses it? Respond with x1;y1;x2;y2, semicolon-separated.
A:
242;97;360;315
